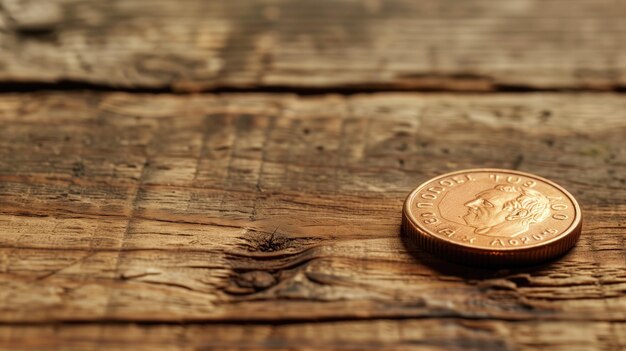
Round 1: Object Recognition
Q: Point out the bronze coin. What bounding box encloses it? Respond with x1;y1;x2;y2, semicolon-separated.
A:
402;169;582;266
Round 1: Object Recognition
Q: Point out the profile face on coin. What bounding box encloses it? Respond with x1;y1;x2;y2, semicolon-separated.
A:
402;169;582;265
462;184;551;238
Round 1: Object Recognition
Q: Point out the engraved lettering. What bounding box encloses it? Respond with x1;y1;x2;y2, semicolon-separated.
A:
428;186;445;194
489;174;501;182
438;228;456;237
508;239;519;246
522;180;536;188
551;204;568;210
421;193;436;200
552;213;568;220
439;179;455;187
507;176;521;184
490;238;505;246
541;228;558;235
416;202;433;208
424;217;438;224
521;236;530;244
421;212;439;224
452;176;465;184
452;176;473;184
532;234;543;240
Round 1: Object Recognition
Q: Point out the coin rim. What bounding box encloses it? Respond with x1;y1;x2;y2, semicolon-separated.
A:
403;168;582;252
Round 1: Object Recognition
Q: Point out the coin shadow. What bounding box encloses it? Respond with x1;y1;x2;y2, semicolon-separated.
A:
399;228;569;280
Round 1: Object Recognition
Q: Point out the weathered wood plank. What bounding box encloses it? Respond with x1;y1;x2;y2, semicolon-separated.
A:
1;0;626;91
0;92;624;326
1;320;625;351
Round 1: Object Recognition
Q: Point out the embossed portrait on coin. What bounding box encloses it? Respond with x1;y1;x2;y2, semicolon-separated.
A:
462;185;550;237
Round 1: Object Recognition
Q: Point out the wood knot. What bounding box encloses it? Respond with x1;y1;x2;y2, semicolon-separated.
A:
235;271;277;291
253;229;292;252
72;161;85;177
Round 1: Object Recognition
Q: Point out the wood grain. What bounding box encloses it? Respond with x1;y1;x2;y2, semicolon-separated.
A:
1;321;625;351
0;92;624;350
1;0;626;91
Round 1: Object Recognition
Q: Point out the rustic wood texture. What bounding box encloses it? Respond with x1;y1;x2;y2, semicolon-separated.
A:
1;0;626;91
0;92;625;350
2;321;625;351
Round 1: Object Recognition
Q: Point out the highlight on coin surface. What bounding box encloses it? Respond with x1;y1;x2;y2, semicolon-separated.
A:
402;169;582;266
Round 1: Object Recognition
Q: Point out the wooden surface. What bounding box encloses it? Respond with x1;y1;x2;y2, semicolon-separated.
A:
1;0;626;350
0;92;625;350
1;0;626;91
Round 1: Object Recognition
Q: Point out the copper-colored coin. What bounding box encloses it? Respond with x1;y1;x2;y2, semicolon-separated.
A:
402;169;582;266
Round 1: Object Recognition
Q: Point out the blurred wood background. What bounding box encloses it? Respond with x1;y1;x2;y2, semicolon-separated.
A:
0;1;625;350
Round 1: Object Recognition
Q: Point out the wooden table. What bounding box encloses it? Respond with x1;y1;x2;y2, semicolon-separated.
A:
1;1;625;350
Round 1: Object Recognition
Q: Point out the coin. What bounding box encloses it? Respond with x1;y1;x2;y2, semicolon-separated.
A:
402;169;582;266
